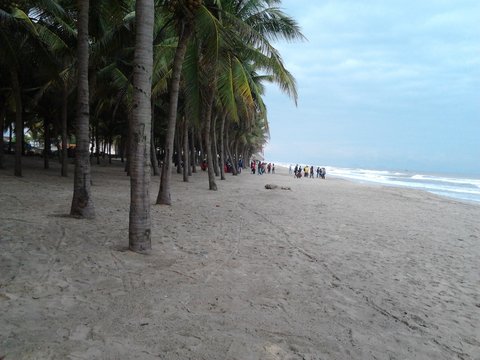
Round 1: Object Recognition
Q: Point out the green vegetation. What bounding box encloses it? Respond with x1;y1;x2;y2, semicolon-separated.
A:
0;0;303;251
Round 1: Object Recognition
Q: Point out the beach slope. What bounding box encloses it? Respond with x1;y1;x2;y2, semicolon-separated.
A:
1;160;479;359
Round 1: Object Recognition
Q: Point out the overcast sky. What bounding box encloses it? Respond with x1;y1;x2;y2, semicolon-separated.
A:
263;0;480;175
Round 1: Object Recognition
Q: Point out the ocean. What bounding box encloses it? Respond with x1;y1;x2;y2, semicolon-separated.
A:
276;163;480;204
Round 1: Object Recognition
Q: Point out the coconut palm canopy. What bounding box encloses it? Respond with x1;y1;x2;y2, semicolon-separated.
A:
0;0;304;249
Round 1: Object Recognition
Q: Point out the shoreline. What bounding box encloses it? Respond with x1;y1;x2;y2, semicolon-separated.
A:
1;158;480;359
272;162;480;206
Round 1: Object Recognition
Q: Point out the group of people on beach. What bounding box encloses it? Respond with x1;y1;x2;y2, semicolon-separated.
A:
290;164;326;179
251;161;275;175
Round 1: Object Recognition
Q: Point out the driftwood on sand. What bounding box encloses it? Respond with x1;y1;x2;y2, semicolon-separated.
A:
265;184;291;190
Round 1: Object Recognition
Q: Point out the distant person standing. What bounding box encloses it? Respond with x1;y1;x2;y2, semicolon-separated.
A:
310;166;314;178
289;165;292;174
321;167;326;179
272;164;275;174
316;167;321;178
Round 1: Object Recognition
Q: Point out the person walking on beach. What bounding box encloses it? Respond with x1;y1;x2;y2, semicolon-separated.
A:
297;167;302;178
310;165;314;178
272;164;275;174
304;165;309;178
316;167;321;178
321;167;326;179
294;164;298;177
289;165;292;174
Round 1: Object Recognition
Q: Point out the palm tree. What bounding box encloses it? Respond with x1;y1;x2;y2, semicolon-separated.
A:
70;0;95;218
0;4;32;177
0;0;303;240
128;0;155;252
33;6;77;176
169;1;224;192
194;0;302;188
150;0;298;194
156;0;197;205
0;1;71;176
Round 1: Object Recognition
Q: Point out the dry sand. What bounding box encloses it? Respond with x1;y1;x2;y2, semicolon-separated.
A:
1;157;479;360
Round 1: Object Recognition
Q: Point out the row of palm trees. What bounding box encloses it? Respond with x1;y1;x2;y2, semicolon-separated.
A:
0;0;304;252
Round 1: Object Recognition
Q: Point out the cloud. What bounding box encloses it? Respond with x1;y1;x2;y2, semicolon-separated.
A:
422;4;480;32
264;0;480;173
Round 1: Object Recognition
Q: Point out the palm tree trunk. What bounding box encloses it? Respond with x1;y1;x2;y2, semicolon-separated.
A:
70;0;95;218
119;135;125;163
129;0;154;252
8;123;13;152
44;119;50;169
125;128;130;175
157;21;192;205
219;111;226;180
225;126;237;176
187;128;192;176
95;125;100;164
150;103;159;175
11;68;22;177
203;87;217;191
197;129;203;166
61;83;68;176
189;126;196;174
242;147;248;170
150;129;159;175
182;117;189;182
175;131;182;174
212;115;220;177
0;97;6;169
232;138;239;175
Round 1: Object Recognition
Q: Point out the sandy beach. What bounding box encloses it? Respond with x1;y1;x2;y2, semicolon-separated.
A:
1;157;479;360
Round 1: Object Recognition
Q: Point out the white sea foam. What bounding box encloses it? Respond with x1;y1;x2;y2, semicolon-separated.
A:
327;167;480;203
271;161;480;203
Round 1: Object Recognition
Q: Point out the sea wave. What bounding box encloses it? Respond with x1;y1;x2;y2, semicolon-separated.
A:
327;167;480;203
274;162;480;204
410;174;480;188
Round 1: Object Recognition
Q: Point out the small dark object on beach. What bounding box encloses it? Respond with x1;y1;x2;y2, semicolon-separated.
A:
265;184;278;189
265;184;291;191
